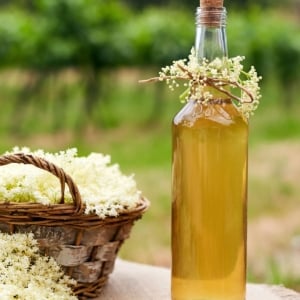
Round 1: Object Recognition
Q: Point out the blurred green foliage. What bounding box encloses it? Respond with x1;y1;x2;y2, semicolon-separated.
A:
123;8;194;65
0;0;298;124
0;1;298;71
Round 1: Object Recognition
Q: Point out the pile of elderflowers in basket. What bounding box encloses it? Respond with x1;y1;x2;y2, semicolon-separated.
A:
0;147;143;299
0;232;76;300
0;147;141;218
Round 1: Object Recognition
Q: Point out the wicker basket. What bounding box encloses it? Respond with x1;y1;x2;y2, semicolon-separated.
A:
0;153;149;299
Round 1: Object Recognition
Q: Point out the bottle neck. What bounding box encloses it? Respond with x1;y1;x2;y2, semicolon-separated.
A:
195;6;228;61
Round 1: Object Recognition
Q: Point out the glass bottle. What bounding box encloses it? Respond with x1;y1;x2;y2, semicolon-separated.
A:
171;1;248;300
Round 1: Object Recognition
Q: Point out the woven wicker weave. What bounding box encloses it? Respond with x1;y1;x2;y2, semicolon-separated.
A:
0;153;149;299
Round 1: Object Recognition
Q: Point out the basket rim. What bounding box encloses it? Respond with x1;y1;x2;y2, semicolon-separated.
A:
0;197;150;229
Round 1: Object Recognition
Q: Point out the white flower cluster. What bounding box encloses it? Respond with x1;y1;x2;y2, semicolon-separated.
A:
0;232;76;300
142;48;262;118
0;147;141;219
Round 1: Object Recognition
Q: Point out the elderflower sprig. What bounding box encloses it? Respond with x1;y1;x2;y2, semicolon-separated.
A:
140;48;262;118
0;232;76;300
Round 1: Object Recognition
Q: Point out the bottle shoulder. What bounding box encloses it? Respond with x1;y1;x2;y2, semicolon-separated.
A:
173;100;248;129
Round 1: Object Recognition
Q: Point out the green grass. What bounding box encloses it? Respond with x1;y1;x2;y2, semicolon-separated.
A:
248;259;300;291
0;68;299;290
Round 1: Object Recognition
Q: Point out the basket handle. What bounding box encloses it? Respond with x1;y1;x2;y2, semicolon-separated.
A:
0;153;84;214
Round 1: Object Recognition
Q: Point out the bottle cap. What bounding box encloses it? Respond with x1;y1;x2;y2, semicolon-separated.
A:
200;0;224;7
197;0;226;26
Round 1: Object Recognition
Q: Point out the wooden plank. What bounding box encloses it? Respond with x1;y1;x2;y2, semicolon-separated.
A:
97;259;300;300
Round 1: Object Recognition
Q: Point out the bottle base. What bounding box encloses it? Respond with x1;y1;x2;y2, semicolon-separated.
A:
172;276;245;300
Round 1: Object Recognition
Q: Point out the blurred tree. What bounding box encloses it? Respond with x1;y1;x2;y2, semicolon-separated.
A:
124;8;194;66
124;7;194;120
0;0;134;129
273;35;300;109
228;7;300;109
21;0;132;128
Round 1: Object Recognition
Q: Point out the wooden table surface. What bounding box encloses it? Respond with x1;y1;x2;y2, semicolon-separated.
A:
96;259;300;300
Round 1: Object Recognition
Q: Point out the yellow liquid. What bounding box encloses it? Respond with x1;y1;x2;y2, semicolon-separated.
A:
172;100;248;300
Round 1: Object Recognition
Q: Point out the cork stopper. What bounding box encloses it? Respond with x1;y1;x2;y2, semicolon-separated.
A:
200;0;224;8
197;0;226;26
